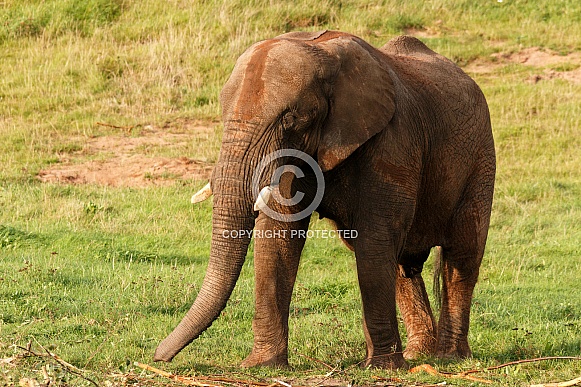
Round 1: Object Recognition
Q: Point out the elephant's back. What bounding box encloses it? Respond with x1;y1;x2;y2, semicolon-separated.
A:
380;35;436;56
380;36;474;93
380;36;490;141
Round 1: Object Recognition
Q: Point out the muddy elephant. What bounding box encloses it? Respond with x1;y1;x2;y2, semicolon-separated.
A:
154;30;495;369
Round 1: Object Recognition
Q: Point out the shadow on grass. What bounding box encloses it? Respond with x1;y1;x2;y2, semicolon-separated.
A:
95;247;208;266
0;224;45;248
485;340;581;364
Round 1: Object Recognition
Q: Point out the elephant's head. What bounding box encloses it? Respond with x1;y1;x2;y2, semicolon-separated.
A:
154;30;396;362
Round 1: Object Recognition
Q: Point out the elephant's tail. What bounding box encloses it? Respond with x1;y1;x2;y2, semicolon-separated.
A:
432;246;443;309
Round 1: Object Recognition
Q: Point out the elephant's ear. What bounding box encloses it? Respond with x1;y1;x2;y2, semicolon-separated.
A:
316;36;395;172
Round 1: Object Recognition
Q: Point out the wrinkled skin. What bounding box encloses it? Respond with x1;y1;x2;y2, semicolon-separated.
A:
154;31;495;370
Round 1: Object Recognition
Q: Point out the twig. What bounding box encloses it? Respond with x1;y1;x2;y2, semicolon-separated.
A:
296;353;335;371
0;356;18;367
374;376;450;387
479;356;581;373
295;353;344;387
410;363;493;384
197;375;271;386
134;362;226;387
274;380;292;387
134;361;175;378
134;362;312;387
15;343;99;387
530;375;581;387
41;365;50;385
132;357;581;387
95;121;141;132
410;356;581;386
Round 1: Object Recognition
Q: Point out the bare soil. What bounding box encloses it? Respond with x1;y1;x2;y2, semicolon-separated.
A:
465;47;581;84
37;120;216;188
36;47;581;189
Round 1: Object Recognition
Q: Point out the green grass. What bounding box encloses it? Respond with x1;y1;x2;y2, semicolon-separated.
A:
2;0;581;386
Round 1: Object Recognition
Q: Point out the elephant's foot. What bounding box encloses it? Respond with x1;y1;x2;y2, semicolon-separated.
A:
363;352;409;370
435;338;472;359
241;350;288;368
403;336;437;360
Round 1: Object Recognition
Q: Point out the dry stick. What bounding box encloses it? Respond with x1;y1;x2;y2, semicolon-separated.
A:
299;352;456;387
82;333;109;369
135;362;255;387
109;372;178;387
41;365;50;385
478;356;581;373
530;375;581;387
83;318;129;369
0;356;17;367
135;364;213;387
95;121;141;132
135;362;313;387
295;353;346;387
16;343;99;387
135;356;581;387
410;363;493;384
273;380;293;387
296;353;335;372
411;356;581;386
373;376;450;387
134;361;175;379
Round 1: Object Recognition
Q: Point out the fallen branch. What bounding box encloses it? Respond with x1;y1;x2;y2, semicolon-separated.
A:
135;361;276;387
410;356;581;386
530;375;581;387
410;363;493;384
15;343;99;387
479;357;581;373
373;375;446;387
135;361;175;379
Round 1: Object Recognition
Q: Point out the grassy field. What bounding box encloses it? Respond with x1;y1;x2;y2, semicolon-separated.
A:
1;0;581;386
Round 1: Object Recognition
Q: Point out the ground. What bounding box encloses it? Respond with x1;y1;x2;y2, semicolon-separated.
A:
37;120;217;188
35;47;581;191
466;47;581;84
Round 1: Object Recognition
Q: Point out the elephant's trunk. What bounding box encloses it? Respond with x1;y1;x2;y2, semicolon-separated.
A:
154;157;255;362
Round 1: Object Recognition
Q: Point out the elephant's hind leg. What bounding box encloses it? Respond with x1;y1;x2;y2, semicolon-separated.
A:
396;262;437;360
435;245;481;359
436;194;491;358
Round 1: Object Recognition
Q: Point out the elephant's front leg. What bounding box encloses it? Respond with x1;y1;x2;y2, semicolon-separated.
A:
241;212;310;368
356;242;408;370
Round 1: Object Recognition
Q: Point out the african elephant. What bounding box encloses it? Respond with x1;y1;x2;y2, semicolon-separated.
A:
154;30;495;370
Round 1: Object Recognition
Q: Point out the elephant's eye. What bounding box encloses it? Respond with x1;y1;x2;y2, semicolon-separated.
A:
281;111;296;130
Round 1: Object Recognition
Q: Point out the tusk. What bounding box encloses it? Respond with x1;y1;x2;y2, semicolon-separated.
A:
253;186;273;211
191;182;212;204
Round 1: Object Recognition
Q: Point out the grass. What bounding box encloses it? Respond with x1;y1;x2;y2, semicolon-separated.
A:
1;0;581;386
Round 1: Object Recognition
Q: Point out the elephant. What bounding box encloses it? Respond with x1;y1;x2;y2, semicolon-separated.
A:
154;30;496;370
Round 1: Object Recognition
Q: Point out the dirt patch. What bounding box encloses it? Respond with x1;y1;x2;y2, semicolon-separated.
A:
465;47;581;84
37;121;216;188
498;47;581;66
524;66;581;84
37;155;213;187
